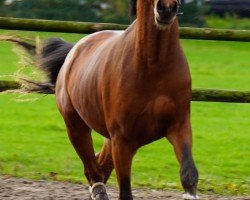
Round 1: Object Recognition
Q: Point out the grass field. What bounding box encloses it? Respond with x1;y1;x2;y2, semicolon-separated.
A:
0;30;249;196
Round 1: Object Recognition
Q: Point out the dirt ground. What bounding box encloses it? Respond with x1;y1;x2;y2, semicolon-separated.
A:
0;176;249;200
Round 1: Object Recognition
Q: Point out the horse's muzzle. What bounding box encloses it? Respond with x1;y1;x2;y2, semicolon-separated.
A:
156;0;179;25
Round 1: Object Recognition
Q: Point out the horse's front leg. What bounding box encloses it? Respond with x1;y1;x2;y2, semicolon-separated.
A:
166;118;199;200
111;136;137;200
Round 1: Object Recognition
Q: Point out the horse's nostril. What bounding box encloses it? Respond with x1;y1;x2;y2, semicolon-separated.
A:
157;0;164;13
171;2;178;13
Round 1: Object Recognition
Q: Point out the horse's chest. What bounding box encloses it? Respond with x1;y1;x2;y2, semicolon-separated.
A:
111;95;176;142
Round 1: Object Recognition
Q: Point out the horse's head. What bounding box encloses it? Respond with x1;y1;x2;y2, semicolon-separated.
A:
130;0;181;29
151;0;181;29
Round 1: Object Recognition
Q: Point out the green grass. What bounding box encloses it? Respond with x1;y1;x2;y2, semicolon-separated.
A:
205;15;250;30
0;30;249;196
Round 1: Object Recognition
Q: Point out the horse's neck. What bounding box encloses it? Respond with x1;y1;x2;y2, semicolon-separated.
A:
135;0;180;72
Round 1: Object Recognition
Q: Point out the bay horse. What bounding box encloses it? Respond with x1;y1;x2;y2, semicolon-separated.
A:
7;0;199;199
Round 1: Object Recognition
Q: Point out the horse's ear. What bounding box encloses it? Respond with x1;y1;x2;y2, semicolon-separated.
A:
130;0;137;19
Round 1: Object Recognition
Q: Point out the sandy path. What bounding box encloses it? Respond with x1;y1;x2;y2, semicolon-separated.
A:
0;176;249;200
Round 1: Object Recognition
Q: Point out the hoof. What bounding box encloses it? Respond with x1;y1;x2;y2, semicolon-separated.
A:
183;193;199;200
89;182;109;200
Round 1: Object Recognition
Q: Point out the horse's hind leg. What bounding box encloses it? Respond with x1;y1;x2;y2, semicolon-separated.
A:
166;119;199;200
60;106;109;200
96;139;114;183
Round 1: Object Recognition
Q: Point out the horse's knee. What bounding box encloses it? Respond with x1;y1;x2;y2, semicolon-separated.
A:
180;145;199;195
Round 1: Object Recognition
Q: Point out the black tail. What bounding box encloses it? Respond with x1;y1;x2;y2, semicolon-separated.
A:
0;36;73;93
39;38;73;85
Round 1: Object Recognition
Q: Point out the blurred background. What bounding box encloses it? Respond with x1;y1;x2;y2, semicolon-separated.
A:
0;0;249;29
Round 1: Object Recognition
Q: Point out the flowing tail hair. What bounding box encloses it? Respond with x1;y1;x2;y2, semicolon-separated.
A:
0;36;74;93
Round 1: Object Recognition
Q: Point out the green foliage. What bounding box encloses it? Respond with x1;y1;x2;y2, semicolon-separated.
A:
4;0;247;28
178;1;208;27
0;30;249;195
102;0;130;24
0;0;132;24
0;0;5;6
0;0;209;26
0;0;103;22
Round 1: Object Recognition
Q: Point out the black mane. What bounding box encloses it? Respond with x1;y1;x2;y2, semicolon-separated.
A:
130;0;137;18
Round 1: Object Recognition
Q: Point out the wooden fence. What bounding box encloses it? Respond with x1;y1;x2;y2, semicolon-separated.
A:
0;17;250;42
1;80;249;103
0;17;249;103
